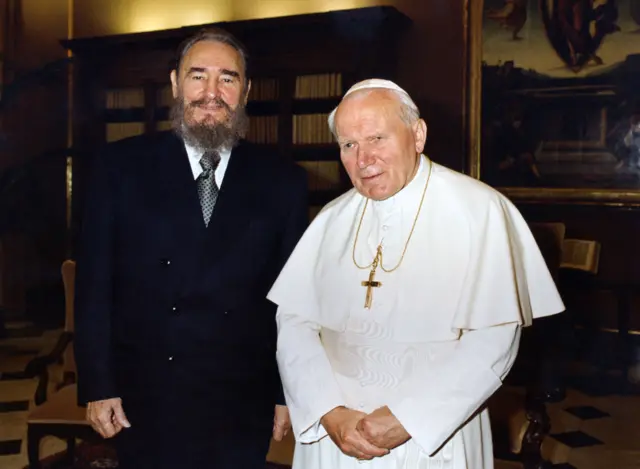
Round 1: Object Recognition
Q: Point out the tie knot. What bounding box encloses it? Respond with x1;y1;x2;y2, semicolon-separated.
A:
200;151;221;172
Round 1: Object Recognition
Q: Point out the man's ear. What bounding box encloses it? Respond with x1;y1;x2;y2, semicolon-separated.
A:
170;70;179;99
414;118;427;154
243;79;252;105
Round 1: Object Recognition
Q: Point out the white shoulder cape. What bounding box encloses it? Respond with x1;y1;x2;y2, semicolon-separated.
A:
268;162;564;331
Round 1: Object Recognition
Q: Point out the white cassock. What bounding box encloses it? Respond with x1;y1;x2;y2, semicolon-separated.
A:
267;155;565;469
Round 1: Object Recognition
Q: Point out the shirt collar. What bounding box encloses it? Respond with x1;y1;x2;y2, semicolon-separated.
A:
184;142;232;166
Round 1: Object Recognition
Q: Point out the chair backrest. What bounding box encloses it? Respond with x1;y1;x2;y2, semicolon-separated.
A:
61;260;76;376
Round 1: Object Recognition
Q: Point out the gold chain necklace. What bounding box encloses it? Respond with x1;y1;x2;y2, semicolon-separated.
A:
353;158;433;308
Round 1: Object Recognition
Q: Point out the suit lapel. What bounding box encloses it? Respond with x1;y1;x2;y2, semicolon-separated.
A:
154;131;207;242
205;141;259;258
151;136;261;272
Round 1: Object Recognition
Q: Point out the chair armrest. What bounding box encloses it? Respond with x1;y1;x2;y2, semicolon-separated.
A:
24;331;74;406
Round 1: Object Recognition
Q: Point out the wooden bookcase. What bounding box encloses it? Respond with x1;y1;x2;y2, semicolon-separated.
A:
61;6;412;224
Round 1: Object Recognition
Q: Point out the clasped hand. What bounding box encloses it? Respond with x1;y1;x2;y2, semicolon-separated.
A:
321;406;410;460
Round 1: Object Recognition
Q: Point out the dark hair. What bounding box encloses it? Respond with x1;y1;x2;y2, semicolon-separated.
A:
174;27;250;82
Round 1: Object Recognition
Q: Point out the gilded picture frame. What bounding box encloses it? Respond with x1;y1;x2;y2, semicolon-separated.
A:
465;0;640;205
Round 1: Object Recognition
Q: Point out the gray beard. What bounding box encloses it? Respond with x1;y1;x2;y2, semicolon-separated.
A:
170;97;249;152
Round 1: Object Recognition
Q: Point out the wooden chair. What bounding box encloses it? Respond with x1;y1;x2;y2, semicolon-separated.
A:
490;222;567;469
266;432;295;467
24;260;102;469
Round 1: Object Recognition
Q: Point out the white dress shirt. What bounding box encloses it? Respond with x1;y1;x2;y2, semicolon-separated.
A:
184;143;232;186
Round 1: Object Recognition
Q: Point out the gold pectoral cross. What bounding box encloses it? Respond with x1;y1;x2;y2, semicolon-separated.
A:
361;246;383;309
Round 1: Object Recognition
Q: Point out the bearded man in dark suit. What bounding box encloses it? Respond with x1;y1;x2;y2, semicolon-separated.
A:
74;27;307;469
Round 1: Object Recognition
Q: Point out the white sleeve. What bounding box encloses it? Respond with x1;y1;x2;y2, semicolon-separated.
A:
276;306;345;443
387;322;521;455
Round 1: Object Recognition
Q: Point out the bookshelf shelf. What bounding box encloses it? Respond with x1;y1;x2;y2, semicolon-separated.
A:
244;143;279;153
153;107;170;121
62;6;411;222
103;108;147;123
153;102;283;119
245;101;281;116
291;144;338;162
292;98;341;115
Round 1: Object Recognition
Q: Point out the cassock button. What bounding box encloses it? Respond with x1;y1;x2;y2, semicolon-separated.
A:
171;305;179;314
382;225;389;231
161;259;171;266
168;356;174;361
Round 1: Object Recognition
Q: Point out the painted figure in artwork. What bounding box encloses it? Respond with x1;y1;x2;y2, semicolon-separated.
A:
542;0;620;71
487;0;529;40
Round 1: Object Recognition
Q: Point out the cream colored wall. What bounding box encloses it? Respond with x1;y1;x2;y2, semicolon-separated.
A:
73;0;395;37
17;0;69;70
2;0;68;171
5;0;68;160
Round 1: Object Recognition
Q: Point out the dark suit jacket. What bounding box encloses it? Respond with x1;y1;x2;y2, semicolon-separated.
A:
73;131;308;433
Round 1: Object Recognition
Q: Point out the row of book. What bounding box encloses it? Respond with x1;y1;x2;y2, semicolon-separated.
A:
293;114;333;144
107;114;334;146
104;72;344;109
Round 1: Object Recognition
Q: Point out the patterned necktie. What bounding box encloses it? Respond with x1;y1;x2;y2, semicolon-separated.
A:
196;151;221;227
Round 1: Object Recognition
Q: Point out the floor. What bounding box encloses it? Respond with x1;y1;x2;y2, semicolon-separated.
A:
0;321;68;469
1;320;639;469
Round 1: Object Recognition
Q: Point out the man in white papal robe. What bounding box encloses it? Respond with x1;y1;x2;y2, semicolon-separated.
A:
267;79;564;469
